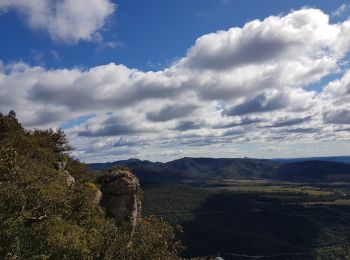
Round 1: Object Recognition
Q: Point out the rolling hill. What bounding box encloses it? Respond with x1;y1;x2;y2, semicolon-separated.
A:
89;157;350;183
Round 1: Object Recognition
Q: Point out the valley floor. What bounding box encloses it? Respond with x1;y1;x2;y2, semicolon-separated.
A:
142;180;350;259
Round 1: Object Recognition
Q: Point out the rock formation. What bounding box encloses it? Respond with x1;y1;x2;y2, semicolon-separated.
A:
56;161;75;186
94;188;103;205
99;168;141;232
56;161;67;171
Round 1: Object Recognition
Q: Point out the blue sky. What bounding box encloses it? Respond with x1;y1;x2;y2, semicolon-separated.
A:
0;0;347;70
1;0;350;162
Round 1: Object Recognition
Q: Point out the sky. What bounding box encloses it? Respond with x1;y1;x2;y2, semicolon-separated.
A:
1;0;350;162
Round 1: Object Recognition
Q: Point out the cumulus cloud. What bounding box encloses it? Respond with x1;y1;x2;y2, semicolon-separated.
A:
321;70;350;125
181;9;347;71
77;114;152;137
284;127;320;134
269;116;312;128
27;64;184;111
212;117;264;129
78;123;140;137
222;91;289;116
146;104;198;122
1;8;350;161
174;121;203;131
0;0;115;43
323;70;350;101
323;109;350;124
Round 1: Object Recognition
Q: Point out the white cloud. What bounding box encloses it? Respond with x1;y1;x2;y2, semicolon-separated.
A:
323;69;350;101
1;8;350;161
331;4;348;18
0;0;116;43
324;109;350;124
181;9;345;71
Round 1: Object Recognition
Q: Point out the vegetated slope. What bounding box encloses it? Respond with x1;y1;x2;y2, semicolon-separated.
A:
89;157;350;183
0;111;181;259
164;157;279;179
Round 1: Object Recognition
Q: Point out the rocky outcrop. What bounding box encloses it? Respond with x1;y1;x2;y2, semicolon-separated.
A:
94;188;103;205
99;168;141;231
56;161;75;186
56;161;67;171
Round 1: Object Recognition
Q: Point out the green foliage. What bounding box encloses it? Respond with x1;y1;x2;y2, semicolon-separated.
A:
0;147;18;178
0;111;22;136
130;216;183;259
314;244;350;260
0;111;181;259
344;240;350;260
31;128;73;153
66;158;98;182
107;165;133;173
99;217;183;260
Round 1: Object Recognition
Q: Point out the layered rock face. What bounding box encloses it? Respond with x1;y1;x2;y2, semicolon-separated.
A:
99;169;141;230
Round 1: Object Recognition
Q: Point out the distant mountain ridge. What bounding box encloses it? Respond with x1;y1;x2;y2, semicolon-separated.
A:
272;156;350;164
275;160;350;182
89;157;350;183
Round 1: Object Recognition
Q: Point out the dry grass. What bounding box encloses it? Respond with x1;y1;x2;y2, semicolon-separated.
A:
304;199;350;205
206;182;333;196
